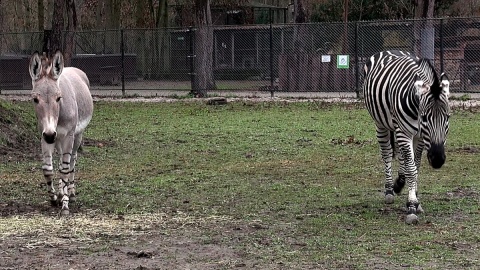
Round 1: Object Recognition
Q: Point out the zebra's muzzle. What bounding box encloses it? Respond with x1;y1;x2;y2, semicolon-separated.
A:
427;143;445;169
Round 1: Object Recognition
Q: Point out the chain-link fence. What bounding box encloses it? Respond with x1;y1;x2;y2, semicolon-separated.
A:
1;17;480;96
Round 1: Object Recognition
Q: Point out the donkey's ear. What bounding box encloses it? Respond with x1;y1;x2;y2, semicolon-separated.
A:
51;51;64;80
414;74;430;96
29;52;42;81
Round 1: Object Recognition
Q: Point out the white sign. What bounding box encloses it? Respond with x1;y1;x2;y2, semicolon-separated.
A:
321;55;331;63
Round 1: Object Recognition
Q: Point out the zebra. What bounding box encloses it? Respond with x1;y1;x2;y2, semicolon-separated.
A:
363;50;451;224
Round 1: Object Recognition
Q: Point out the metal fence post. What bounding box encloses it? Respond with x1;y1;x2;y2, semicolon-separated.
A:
188;27;196;96
440;18;444;74
121;29;125;97
269;8;274;97
354;21;359;98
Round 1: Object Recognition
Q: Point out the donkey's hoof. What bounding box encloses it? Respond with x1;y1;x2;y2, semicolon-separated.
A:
385;194;394;204
417;204;424;214
60;209;70;216
405;214;418;225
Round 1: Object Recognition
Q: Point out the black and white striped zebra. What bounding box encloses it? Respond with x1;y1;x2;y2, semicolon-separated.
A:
363;50;451;224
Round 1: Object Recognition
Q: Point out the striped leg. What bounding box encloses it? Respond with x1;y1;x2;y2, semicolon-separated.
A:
398;137;420;224
58;134;75;216
376;127;395;204
394;150;406;194
41;141;57;205
413;135;425;214
68;133;83;203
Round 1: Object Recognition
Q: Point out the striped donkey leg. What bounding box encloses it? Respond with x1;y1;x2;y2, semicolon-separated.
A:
67;133;84;203
41;141;57;205
57;135;75;216
376;127;395;204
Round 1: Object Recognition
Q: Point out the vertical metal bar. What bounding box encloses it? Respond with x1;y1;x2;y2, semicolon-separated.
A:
189;27;195;96
354;21;359;98
231;32;235;68
121;29;125;97
440;18;444;74
269;8;274;97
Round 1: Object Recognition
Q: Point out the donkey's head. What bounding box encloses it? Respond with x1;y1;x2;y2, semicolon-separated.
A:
415;61;451;169
29;51;64;144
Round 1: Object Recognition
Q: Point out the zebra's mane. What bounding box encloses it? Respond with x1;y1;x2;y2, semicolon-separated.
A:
416;58;442;99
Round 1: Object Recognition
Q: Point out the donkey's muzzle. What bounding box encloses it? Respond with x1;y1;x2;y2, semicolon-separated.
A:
427;143;445;169
43;131;57;144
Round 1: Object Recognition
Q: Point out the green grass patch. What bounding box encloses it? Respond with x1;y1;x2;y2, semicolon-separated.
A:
1;100;480;269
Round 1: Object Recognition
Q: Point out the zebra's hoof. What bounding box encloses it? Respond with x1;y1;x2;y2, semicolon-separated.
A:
385;194;394;204
405;214;419;225
60;209;70;216
69;195;76;203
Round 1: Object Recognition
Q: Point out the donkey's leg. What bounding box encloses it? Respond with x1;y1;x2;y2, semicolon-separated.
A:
41;141;57;205
58;134;75;215
68;133;83;203
376;127;395;204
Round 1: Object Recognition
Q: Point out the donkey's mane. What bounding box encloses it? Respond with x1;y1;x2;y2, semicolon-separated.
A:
38;52;53;78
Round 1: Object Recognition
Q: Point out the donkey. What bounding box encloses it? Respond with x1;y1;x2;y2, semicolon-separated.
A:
29;51;93;215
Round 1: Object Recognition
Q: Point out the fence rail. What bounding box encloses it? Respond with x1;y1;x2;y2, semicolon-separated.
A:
1;17;480;96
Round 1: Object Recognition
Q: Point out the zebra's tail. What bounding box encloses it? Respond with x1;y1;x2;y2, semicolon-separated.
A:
390;131;396;159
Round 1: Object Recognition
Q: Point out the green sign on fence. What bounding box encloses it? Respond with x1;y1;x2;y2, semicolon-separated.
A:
337;55;349;69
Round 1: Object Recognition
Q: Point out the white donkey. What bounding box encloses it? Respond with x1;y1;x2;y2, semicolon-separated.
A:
29;51;93;215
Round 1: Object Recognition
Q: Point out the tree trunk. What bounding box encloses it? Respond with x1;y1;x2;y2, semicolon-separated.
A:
0;0;4;32
413;0;435;60
38;0;44;31
64;0;77;66
50;0;65;57
105;0;120;53
156;0;169;77
193;0;215;97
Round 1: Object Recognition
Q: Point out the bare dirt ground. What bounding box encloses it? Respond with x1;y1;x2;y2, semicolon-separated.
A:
0;204;269;270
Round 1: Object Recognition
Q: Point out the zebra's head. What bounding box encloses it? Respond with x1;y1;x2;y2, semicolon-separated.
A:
415;71;450;169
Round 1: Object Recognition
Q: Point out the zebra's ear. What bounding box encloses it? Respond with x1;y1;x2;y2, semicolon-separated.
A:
29;52;42;81
440;73;450;97
50;50;64;80
414;74;429;96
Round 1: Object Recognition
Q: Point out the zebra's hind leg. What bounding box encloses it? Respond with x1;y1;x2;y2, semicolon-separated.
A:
376;127;395;204
393;174;406;194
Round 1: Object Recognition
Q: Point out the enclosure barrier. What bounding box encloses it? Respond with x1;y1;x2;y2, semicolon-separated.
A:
1;17;480;97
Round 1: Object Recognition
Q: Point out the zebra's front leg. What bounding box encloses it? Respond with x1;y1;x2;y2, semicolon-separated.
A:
376;128;395;204
41;141;58;205
413;135;425;214
399;142;420;224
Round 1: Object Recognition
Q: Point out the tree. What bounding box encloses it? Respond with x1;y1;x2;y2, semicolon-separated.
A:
64;0;77;66
192;0;215;97
49;0;65;56
413;0;435;59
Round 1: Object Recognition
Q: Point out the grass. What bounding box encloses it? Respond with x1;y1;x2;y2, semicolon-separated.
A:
1;100;480;269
